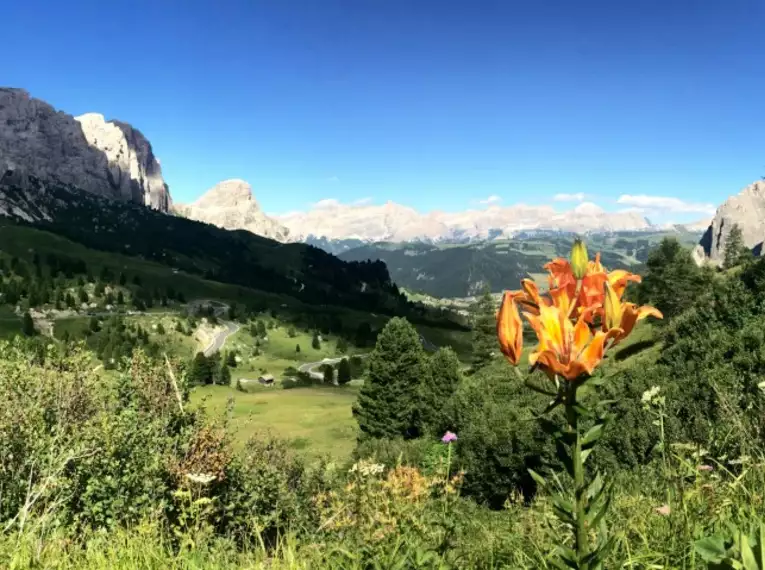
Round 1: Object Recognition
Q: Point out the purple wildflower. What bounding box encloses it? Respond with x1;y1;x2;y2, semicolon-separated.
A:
441;431;458;444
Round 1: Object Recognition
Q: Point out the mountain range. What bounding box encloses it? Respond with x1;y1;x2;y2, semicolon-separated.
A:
0;86;759;301
179;179;710;248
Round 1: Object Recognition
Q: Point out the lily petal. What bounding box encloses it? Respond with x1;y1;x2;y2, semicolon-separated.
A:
497;291;523;365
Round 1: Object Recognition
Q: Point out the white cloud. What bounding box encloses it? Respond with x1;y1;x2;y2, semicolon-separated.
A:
313;198;341;209
353;197;373;205
616;194;715;215
478;195;502;205
327;175;340;183
553;192;586;202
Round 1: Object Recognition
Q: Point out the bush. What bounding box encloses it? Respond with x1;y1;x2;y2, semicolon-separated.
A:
449;362;553;508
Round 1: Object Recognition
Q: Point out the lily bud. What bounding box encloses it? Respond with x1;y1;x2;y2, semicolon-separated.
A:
603;280;623;331
570;238;589;280
497;291;523;366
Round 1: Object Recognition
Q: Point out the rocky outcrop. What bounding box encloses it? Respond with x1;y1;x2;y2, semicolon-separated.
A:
693;180;765;265
0;88;170;212
175;179;289;242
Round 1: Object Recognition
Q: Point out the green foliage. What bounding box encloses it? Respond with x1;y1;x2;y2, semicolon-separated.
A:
337;357;352;385
20;311;35;337
353;317;430;440
337;230;700;298
349;355;366;378
470;285;496;370
311;332;321;350
336;336;348;353
637;236;712;321
723;223;753;270
322;363;334;384
449;362;553;508
418;347;462;435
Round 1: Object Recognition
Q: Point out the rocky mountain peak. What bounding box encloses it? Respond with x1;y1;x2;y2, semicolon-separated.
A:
192;179;260;209
694;180;765;265
176;180;289;242
0;87;171;212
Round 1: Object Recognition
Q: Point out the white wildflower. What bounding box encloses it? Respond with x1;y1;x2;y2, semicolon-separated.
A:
641;386;661;405
185;473;216;485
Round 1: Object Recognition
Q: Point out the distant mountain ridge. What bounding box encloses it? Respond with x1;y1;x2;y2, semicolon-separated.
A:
274;199;670;246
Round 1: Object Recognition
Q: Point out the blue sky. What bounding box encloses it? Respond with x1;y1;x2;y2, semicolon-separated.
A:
2;0;763;223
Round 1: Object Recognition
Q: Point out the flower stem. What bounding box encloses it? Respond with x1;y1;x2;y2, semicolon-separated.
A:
567;382;589;565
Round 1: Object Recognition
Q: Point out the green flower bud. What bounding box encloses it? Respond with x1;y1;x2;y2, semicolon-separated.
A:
570;238;589;279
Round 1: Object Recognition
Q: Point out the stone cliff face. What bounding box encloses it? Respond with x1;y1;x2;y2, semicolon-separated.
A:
0;88;170;212
176;179;290;242
693;180;765;265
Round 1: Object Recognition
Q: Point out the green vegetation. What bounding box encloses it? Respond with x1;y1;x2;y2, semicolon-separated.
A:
353;317;433;440
191;384;360;459
8;207;765;570
339;229;702;298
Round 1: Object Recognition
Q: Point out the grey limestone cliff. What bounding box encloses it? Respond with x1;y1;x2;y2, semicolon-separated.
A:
0;88;170;212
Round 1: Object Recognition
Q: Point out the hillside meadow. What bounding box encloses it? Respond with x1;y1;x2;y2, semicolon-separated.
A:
3;235;765;569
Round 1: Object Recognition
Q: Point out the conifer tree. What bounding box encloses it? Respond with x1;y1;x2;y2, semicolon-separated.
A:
352;317;429;440
312;332;321;350
723;223;752;269
21;311;35;337
337;357;352;385
471;285;497;370
419;347;463;435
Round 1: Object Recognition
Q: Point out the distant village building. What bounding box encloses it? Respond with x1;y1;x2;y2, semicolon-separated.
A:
258;374;275;386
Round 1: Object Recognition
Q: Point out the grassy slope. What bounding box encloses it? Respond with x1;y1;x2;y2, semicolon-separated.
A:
192;384;361;461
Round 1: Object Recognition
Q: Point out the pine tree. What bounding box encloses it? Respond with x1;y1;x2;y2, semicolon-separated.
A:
188;352;210;385
723;223;752;269
312;333;321;350
226;351;237;367
295;344;301;354
419;347;462;435
471;285;497;370
156;322;165;335
352;317;429;440
255;320;267;338
337;357;352;385
218;362;231;386
21;311;35;337
322;364;334;384
336;337;349;353
638;237;712;321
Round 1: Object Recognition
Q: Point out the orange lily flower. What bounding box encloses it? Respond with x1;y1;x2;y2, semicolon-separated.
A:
497;291;523;365
603;280;663;345
508;278;550;315
525;302;621;381
544;258;578;301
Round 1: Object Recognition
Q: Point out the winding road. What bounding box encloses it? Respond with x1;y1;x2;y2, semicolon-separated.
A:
297;355;367;380
203;321;240;357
